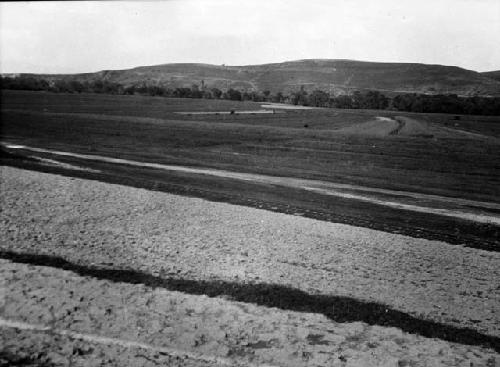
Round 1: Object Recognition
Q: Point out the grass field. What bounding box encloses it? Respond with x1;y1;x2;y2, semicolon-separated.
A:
2;90;500;203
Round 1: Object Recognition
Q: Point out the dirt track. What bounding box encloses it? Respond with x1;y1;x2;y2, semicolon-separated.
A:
3;143;499;225
1;166;499;365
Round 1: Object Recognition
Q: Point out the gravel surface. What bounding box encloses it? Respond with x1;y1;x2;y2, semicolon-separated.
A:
1;166;499;336
2;259;498;367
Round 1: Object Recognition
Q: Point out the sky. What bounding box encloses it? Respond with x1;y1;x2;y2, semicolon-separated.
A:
1;0;499;74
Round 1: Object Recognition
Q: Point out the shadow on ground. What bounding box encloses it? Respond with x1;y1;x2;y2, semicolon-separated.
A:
1;250;499;353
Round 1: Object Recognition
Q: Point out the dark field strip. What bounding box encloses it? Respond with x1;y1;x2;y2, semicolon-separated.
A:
2;108;500;203
0;90;264;114
1;250;499;352
2;150;499;252
4;90;500;136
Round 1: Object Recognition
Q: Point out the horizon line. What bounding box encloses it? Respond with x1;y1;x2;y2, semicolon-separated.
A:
1;58;499;76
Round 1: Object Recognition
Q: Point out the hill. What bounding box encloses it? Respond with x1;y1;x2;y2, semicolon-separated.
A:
482;70;500;83
11;59;500;96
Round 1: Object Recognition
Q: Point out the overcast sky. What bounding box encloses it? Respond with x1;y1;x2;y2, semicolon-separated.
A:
1;0;499;74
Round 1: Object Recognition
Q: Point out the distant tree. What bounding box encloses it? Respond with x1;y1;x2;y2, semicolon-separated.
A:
0;76;13;89
90;80;104;93
202;90;213;99
308;90;330;107
123;85;136;95
226;88;242;101
272;92;284;103
69;80;84;93
52;80;74;93
147;85;166;96
290;89;309;106
173;87;192;98
389;92;500;115
36;78;50;91
351;91;364;109
210;88;222;99
191;84;203;98
363;90;389;109
251;91;265;102
1;76;50;91
392;94;415;111
331;95;353;109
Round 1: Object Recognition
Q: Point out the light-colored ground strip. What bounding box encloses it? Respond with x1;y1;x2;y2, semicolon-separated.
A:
1;328;224;367
0;320;240;366
1;260;498;366
304;186;499;224
3;142;499;224
0;318;275;367
261;103;320;110
1;166;499;337
176;110;280;115
28;155;101;173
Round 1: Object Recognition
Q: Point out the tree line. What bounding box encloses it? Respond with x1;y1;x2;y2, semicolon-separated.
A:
2;75;500;115
0;76;273;102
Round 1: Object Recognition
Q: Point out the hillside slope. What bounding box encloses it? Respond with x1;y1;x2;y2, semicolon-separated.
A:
17;59;500;96
482;70;500;83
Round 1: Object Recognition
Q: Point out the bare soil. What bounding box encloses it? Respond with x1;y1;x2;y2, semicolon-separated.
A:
2;259;498;367
1;166;499;366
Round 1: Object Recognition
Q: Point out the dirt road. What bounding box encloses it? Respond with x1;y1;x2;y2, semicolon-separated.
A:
3;142;499;225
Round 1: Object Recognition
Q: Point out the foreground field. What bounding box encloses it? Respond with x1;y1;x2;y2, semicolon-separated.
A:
1;167;499;363
2;259;498;367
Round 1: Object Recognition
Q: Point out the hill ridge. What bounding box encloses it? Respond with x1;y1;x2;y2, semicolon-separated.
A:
5;59;500;97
